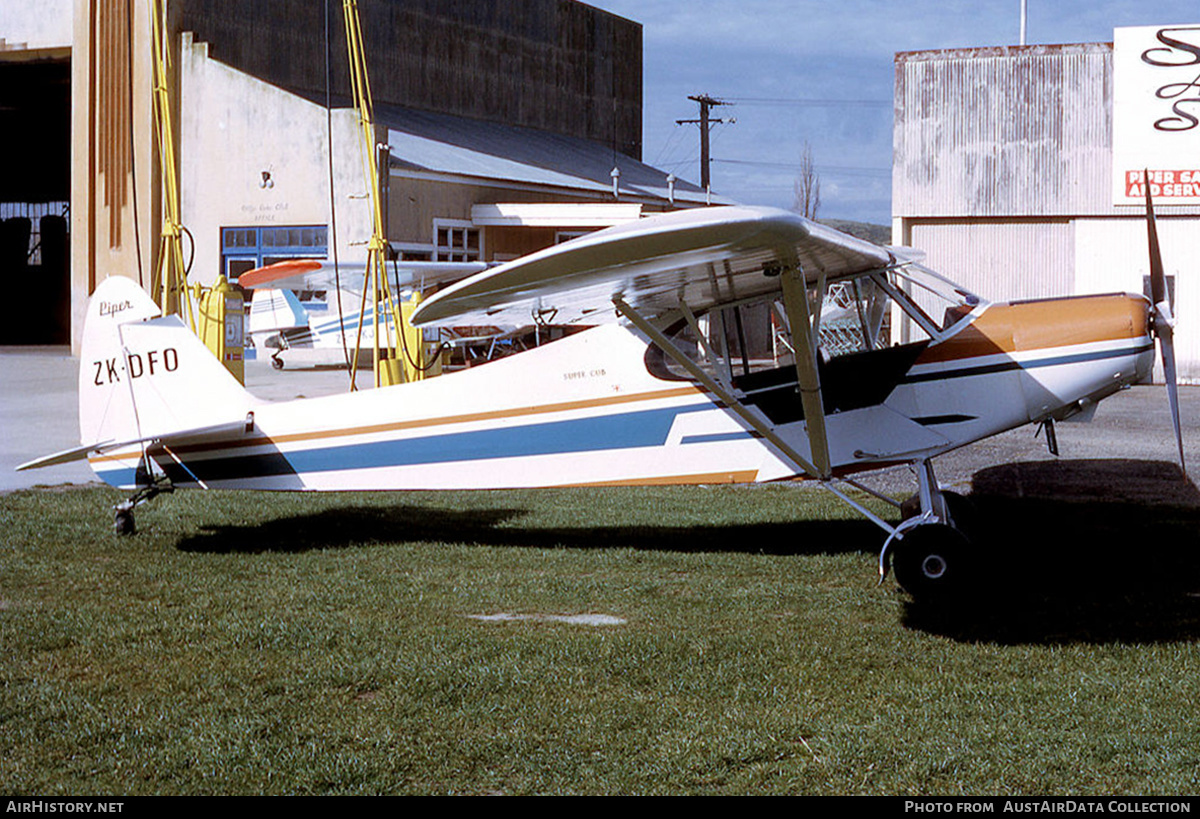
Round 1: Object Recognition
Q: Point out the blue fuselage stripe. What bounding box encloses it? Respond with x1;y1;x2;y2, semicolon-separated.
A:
286;405;694;474
95;403;711;486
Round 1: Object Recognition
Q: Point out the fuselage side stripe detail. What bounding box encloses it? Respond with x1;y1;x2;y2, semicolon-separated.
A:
96;403;718;484
903;342;1153;384
88;385;708;464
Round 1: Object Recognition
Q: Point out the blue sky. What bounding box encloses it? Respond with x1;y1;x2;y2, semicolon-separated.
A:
585;0;1200;224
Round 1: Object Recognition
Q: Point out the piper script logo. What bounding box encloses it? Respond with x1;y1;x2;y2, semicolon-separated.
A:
98;299;134;318
1141;26;1200;132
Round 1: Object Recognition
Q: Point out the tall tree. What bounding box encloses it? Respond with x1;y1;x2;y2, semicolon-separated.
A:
792;142;821;220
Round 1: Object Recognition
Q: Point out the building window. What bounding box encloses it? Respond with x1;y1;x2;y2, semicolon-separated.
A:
555;230;589;244
220;225;328;279
1;201;69;266
433;219;481;262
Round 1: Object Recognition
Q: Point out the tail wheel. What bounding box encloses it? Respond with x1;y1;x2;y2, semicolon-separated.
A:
892;523;972;602
113;508;136;535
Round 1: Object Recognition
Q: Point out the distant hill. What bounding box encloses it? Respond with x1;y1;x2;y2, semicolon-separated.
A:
820;219;892;246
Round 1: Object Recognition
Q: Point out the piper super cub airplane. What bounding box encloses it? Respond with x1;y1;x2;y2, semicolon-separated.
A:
18;198;1185;600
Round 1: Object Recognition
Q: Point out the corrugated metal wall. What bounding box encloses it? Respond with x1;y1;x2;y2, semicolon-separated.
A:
894;44;1113;218
909;220;1075;303
894;43;1200;379
172;0;643;159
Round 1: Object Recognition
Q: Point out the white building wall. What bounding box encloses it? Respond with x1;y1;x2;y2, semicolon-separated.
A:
908;220;1075;303
179;32;370;285
0;0;72;49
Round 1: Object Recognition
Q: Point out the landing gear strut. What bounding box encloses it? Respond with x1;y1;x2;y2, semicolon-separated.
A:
883;459;976;601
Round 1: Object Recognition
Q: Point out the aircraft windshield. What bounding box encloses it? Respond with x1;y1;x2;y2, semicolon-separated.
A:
885;262;984;339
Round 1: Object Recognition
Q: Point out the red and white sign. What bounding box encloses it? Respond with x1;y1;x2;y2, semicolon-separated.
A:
1123;169;1200;198
1113;25;1200;206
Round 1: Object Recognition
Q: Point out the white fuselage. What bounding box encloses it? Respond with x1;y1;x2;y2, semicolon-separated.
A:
88;293;1154;491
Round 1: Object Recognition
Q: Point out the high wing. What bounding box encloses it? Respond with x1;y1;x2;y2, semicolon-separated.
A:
410;206;895;328
239;258;488;292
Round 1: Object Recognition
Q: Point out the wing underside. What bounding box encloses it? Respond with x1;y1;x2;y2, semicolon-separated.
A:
410;206;894;328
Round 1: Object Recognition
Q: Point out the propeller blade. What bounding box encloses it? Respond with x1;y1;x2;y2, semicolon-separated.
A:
1160;329;1187;479
1144;173;1187;479
1145;172;1167;307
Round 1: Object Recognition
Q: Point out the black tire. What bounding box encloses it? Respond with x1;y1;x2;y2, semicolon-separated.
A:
113;509;136;535
271;356;284;370
892;523;972;602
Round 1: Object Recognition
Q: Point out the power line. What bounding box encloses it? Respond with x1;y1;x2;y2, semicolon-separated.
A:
722;97;891;108
713;158;891;178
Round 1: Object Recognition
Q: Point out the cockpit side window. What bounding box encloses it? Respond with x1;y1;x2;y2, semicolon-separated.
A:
645;265;981;381
814;277;892;359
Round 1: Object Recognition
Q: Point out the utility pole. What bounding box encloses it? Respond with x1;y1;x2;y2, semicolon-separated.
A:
676;94;733;192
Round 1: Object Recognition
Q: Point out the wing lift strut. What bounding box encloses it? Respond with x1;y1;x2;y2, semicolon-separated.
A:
613;259;959;598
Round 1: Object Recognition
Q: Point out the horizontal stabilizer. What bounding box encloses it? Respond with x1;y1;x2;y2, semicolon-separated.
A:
17;416;260;473
16;440;115;471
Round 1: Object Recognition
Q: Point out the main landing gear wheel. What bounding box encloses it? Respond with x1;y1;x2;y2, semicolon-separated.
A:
271;355;284;370
891;523;972;602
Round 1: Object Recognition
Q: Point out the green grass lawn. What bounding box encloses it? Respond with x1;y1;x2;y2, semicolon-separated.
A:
3;482;1200;795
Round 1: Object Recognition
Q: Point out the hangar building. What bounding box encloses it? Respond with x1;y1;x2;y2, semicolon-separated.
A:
893;33;1200;379
0;0;704;349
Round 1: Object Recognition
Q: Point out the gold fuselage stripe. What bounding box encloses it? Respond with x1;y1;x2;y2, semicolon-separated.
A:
916;294;1148;365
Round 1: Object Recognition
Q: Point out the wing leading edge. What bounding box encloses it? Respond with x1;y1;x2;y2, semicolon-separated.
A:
410;206;893;328
239;259;488;293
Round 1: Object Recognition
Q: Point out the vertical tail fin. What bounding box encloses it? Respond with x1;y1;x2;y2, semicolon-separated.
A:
80;276;255;447
247;287;308;338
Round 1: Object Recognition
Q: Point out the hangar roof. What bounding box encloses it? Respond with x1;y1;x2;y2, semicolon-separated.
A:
375;104;726;208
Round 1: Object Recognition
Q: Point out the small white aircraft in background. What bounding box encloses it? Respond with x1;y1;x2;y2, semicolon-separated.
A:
241;258;487;370
18;195;1185;601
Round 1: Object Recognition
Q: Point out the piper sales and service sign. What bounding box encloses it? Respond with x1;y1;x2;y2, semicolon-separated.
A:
1113;25;1200;206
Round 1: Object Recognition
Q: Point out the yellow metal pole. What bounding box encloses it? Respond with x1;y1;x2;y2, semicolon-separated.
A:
342;0;404;389
148;0;193;331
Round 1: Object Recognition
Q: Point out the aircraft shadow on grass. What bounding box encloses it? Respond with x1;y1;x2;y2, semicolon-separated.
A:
901;458;1200;645
174;458;1200;645
173;501;882;558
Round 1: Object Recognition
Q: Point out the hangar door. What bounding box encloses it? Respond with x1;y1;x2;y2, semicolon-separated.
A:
908;220;1075;304
0;59;70;345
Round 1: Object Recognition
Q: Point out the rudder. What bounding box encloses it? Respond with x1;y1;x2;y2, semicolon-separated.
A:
79;276;255;449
